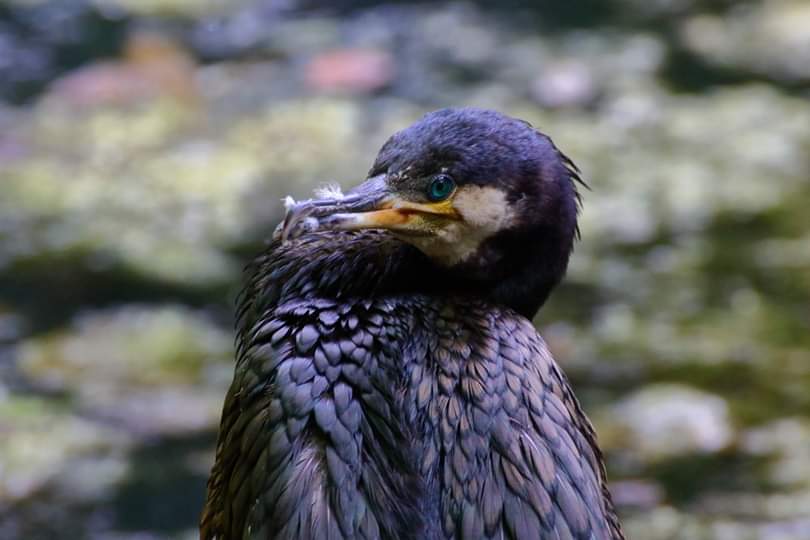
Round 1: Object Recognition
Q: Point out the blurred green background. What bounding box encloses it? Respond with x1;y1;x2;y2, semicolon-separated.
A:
0;0;809;539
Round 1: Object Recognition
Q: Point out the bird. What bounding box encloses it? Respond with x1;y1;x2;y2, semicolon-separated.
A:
200;108;624;540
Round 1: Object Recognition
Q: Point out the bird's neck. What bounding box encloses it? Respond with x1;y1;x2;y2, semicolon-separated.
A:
259;228;570;321
440;225;573;319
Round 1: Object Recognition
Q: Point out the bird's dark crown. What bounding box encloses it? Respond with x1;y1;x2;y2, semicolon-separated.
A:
279;107;584;319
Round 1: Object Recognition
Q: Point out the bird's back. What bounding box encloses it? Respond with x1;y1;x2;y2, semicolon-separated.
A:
201;232;622;540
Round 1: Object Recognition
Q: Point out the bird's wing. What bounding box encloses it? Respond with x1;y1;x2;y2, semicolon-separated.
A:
426;306;623;540
202;236;427;540
201;298;430;540
202;245;327;539
200;246;419;539
201;307;371;540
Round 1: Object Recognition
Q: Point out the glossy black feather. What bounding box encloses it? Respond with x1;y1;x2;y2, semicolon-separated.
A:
201;231;623;540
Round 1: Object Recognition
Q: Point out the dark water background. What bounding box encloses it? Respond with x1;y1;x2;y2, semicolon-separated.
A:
1;0;809;538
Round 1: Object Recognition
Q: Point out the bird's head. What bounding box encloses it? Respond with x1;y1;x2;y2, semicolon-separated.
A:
280;108;583;318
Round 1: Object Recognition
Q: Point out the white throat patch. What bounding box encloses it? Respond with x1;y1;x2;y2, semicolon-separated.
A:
407;185;517;266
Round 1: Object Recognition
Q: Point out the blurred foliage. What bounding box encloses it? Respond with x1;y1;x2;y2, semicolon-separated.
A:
0;0;808;539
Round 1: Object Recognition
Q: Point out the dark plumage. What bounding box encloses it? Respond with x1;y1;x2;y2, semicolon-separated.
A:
201;108;623;539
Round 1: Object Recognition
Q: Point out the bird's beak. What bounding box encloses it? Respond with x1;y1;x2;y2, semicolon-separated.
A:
279;174;460;242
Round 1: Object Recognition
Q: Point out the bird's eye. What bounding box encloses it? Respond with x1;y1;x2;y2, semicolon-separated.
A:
427;174;456;202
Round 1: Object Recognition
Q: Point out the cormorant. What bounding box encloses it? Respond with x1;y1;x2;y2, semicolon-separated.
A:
201;108;623;540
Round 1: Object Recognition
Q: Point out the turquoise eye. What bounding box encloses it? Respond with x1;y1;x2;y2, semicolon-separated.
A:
427;174;456;201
